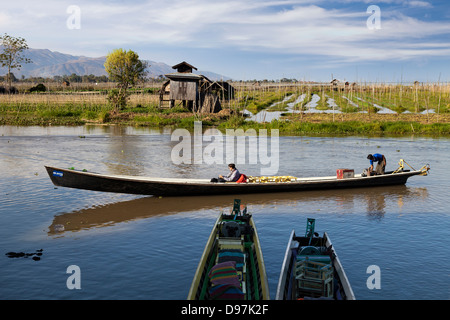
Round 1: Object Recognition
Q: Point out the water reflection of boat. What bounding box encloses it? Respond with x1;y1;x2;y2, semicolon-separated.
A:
48;185;429;235
45;164;429;197
187;199;269;300
276;218;355;300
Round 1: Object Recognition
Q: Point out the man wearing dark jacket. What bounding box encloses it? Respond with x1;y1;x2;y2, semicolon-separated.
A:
219;163;241;182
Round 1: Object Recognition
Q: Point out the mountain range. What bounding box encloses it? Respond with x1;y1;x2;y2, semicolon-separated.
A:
0;48;230;81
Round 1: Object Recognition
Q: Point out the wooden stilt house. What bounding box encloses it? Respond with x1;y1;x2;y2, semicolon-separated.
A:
160;61;233;113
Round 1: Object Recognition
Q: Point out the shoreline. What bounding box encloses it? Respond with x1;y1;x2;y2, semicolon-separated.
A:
1;110;449;136
1;83;449;136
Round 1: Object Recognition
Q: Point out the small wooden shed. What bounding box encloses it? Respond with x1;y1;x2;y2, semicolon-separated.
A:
160;61;232;113
159;61;202;110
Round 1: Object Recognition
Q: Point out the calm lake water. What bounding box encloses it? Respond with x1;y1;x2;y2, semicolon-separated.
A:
0;125;448;300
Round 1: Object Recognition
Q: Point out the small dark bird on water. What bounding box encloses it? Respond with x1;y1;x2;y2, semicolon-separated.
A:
5;249;43;261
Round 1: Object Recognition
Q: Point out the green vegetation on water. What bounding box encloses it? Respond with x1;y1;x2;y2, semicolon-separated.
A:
236;89;291;113
218;116;450;136
1;82;449;136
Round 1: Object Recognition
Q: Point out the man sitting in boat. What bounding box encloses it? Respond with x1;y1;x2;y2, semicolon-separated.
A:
218;163;241;182
367;153;386;175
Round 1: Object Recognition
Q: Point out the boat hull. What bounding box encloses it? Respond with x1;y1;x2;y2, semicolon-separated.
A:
45;166;424;197
276;230;355;300
187;203;269;300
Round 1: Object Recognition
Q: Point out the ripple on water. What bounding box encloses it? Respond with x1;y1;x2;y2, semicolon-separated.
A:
0;126;448;300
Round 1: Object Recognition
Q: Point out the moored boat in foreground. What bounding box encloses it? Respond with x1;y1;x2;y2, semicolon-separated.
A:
44;160;429;197
187;199;269;300
276;218;355;300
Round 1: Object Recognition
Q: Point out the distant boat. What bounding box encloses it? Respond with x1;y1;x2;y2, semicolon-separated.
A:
276;218;355;300
45;161;429;196
187;199;269;300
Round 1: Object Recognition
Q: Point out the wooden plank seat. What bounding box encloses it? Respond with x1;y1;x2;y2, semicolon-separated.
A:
296;255;331;264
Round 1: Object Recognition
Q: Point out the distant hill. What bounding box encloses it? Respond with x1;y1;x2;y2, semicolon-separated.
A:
0;48;230;81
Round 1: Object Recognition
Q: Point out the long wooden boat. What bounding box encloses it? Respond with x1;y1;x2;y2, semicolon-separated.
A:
187;199;269;300
276;218;355;300
45;161;429;196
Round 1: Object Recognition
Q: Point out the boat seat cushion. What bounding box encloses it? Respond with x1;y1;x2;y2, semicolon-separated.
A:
208;261;241;287
218;249;245;271
209;284;244;300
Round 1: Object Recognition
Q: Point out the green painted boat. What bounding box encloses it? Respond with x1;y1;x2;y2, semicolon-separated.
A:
187;199;270;300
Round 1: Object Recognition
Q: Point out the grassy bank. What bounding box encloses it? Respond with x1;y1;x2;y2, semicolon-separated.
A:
1;82;449;136
218;113;450;136
0;93;233;127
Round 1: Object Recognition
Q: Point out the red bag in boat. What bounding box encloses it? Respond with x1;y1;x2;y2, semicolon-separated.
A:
236;174;247;183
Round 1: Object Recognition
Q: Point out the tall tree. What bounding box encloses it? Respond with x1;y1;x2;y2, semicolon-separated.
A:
104;48;148;111
0;34;32;92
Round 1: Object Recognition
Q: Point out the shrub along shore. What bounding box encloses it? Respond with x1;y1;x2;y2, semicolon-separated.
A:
0;82;449;136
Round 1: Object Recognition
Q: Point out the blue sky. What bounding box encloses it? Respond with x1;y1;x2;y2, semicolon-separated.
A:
1;0;450;81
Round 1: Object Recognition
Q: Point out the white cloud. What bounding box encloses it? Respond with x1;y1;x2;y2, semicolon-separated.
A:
335;0;432;5
2;0;449;63
0;12;12;29
405;1;433;8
